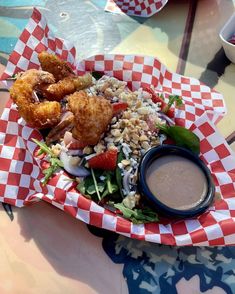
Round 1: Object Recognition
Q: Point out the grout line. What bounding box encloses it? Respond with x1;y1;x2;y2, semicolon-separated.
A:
176;0;198;75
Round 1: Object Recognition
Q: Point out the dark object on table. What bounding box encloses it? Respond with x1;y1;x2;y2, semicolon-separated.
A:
2;203;14;221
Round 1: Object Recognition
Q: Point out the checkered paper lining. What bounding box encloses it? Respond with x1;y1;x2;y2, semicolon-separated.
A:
105;0;168;17
1;8;235;245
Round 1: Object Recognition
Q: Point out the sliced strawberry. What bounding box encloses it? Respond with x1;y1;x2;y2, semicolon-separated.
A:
163;138;175;145
145;87;165;104
162;107;174;118
88;148;118;171
112;102;128;115
144;88;175;118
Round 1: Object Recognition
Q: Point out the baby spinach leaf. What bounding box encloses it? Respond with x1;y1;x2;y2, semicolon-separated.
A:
86;182;105;195
77;181;86;194
158;124;200;154
106;171;118;194
77;170;119;201
86;184;97;195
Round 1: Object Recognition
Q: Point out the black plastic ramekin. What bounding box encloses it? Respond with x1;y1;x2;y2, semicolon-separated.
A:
138;145;215;218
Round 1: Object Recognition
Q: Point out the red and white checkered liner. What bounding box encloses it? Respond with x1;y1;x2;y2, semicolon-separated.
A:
1;8;235;246
105;0;168;17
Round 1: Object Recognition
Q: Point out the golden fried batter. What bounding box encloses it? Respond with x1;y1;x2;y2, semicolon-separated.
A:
36;73;93;101
18;101;61;129
10;69;61;129
67;91;113;145
10;69;55;104
38;51;74;81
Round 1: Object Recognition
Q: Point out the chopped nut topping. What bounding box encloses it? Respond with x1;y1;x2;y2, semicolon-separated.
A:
141;141;150;150
139;134;148;141
83;146;93;154
111;129;121;137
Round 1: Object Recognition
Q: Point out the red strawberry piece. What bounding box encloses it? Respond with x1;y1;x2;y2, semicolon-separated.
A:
144;88;175;118
162;106;175;118
112;102;128;115
144;87;165;104
164;138;175;145
88;148;118;171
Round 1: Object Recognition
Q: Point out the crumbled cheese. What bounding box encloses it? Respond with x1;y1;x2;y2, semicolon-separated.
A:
51;143;62;157
122;143;132;158
123;192;137;209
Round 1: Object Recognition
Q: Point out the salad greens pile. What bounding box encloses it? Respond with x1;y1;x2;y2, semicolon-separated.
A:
77;169;119;201
76;169;159;224
32;138;159;223
32;138;64;186
114;203;159;224
32;91;201;224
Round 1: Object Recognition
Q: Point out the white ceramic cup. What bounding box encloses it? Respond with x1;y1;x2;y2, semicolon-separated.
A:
220;13;235;63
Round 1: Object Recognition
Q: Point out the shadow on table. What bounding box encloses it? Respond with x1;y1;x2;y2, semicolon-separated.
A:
89;225;235;294
16;201;235;294
16;202;125;294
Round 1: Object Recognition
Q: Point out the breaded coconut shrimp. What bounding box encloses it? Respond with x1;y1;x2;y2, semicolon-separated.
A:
10;69;61;129
67;91;113;146
37;51;93;101
38;51;74;81
36;73;93;102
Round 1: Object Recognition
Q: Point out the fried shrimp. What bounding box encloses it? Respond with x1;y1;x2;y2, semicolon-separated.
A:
36;73;93;101
38;51;74;81
67;91;113;146
10;69;61;129
37;51;93;101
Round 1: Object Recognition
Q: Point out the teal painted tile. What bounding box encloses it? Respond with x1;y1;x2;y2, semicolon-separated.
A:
0;0;47;6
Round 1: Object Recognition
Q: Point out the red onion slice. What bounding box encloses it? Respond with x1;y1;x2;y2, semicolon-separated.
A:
123;168;132;195
67;149;83;156
59;150;90;177
158;112;175;126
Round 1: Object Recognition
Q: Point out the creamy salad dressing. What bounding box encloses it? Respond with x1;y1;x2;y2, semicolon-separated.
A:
146;155;208;210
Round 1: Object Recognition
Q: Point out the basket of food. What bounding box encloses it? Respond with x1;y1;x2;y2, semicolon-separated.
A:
1;8;235;246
